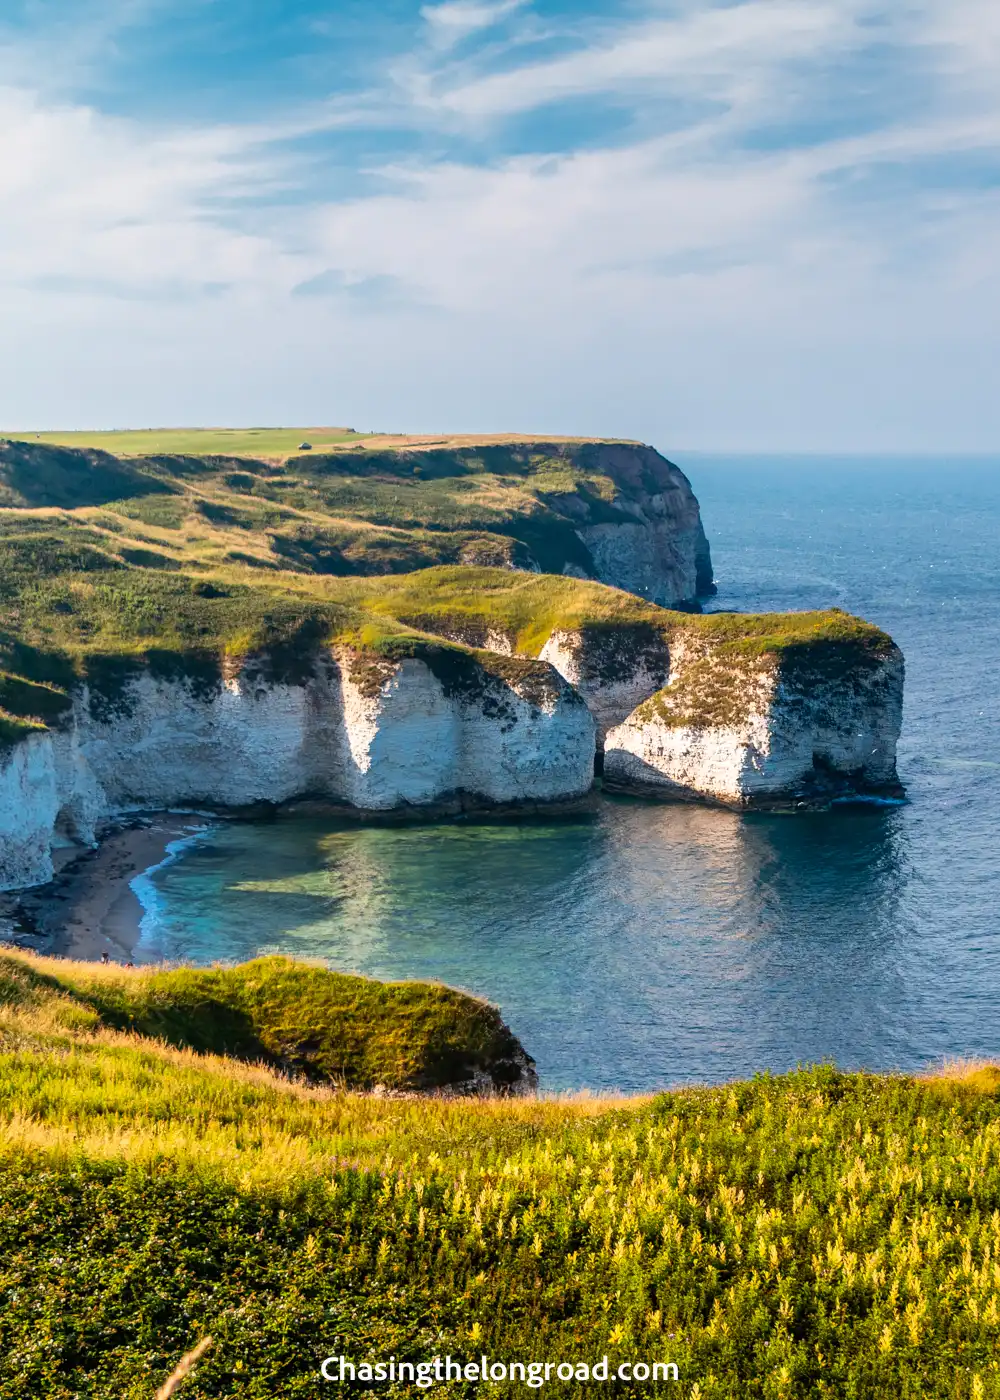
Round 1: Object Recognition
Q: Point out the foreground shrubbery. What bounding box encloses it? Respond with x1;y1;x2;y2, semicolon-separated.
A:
0;952;999;1396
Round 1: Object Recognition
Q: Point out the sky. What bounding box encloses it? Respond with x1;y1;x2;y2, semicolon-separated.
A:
1;0;999;451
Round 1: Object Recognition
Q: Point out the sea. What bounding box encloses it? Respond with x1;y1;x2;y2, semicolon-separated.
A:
133;455;1000;1092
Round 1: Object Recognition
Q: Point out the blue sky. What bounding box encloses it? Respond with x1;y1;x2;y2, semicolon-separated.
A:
1;0;999;449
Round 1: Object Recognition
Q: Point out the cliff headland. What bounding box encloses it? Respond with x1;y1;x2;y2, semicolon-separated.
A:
0;433;904;893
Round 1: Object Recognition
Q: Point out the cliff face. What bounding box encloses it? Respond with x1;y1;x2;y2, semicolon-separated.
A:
0;486;905;890
603;644;905;809
0;646;595;891
289;438;715;607
0;618;906;891
0;735;60;890
538;625;671;748
372;614;673;752
564;444;715;605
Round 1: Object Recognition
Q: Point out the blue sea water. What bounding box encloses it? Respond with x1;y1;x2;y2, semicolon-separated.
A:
135;456;1000;1092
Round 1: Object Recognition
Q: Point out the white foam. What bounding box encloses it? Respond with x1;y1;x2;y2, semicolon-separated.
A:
131;824;217;960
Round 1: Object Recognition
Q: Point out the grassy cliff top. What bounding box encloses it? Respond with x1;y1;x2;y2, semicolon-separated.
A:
2;426;364;459
358;569;893;657
0;508;893;733
0;433;683;583
0;436;894;738
3;428;639;460
631;609;899;732
0;946;997;1396
0;528;891;713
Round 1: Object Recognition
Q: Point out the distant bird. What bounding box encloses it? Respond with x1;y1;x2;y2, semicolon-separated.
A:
298;441;312;450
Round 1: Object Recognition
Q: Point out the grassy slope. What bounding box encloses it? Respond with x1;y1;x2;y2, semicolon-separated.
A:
0;511;891;739
0;953;529;1092
353;568;893;660
0;950;998;1397
0;435;657;581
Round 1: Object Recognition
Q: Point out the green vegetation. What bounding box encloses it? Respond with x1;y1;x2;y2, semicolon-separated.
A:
0;948;997;1396
0;434;661;583
0;439;917;1395
0;712;44;748
0;672;72;749
0;464;891;740
676;607;897;657
0;442;170;510
0;672;72;724
0;953;528;1093
1;427;363;458
353;566;668;655
0;435;895;748
632;609;899;732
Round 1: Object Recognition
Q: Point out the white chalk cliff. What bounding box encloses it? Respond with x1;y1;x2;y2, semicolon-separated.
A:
444;613;903;808
0;647;594;891
0;614;906;892
603;646;905;808
538;625;671;747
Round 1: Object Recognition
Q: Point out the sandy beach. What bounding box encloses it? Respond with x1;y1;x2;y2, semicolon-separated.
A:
9;816;213;963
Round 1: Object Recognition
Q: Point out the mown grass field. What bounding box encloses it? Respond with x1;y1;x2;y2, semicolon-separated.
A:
1;427;364;458
1;429;635;462
0;950;999;1397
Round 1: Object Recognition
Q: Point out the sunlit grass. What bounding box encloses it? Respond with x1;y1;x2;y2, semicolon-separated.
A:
2;426;362;458
0;951;527;1094
0;949;998;1395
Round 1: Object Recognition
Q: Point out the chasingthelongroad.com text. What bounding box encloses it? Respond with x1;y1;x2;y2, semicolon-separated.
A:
321;1355;679;1388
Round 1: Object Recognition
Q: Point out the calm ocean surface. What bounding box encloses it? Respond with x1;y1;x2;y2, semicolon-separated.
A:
136;456;1000;1091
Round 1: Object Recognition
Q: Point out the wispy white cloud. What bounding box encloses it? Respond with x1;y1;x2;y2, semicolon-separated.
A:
0;0;999;447
0;0;179;95
420;0;528;47
422;1;860;119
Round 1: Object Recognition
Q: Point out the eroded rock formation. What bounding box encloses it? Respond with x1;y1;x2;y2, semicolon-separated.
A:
0;647;595;890
538;624;672;749
603;639;905;809
0;599;909;893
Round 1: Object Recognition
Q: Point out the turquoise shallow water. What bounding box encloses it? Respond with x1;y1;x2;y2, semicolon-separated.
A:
135;456;1000;1092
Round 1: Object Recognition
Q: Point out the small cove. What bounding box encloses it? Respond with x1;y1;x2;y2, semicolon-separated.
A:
131;455;1000;1091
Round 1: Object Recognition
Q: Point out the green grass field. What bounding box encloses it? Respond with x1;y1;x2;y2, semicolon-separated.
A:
1;949;999;1397
1;427;364;459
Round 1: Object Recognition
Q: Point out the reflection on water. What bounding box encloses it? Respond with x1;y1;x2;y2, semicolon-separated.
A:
136;798;929;1092
135;457;1000;1091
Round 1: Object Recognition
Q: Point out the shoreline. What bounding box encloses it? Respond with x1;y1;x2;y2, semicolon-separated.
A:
1;794;597;965
0;777;906;966
8;815;213;963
